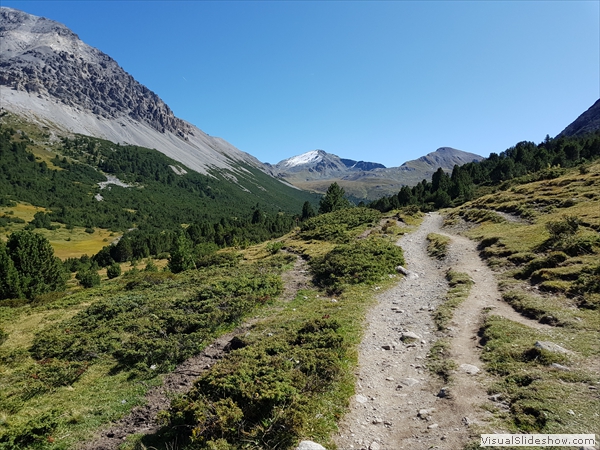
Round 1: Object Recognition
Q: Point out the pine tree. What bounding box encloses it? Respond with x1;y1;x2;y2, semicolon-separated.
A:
0;242;22;300
168;233;195;273
5;230;66;299
318;182;351;214
301;201;316;221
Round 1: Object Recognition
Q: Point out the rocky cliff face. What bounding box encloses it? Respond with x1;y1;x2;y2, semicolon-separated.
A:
0;7;275;177
0;7;190;137
557;98;600;138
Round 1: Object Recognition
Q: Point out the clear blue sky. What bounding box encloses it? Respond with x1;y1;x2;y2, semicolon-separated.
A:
3;1;599;167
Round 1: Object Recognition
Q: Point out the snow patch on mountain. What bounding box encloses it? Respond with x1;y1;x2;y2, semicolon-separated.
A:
281;150;323;168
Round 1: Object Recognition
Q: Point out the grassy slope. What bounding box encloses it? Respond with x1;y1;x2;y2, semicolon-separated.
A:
445;161;600;442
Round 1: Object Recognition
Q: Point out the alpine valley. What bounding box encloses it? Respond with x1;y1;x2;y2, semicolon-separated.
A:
1;6;600;450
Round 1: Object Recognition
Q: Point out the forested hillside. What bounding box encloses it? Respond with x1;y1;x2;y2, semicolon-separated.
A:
0;114;317;232
369;132;600;211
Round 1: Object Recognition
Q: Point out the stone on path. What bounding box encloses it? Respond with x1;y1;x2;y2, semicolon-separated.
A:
400;331;421;342
459;363;480;375
296;441;326;450
369;442;381;450
355;394;368;404
398;377;419;387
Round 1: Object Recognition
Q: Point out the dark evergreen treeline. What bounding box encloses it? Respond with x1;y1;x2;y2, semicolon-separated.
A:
369;131;600;212
92;210;297;267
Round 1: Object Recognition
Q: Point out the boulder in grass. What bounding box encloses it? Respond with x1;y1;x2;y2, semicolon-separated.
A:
296;441;326;450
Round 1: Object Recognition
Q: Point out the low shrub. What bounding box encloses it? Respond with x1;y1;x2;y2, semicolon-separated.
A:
106;263;121;279
163;317;347;448
300;208;380;243
76;269;101;288
310;238;404;293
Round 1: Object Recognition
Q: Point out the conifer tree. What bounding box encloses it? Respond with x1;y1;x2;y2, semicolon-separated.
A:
318;182;351;214
0;243;22;299
168;233;195;273
301;201;316;220
5;230;66;299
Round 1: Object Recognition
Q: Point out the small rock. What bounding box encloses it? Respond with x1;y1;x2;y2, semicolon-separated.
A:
489;393;503;402
384;420;392;427
372;417;383;424
381;344;393;350
385;377;394;381
459;363;480;375
462;416;472;426
296;441;326;450
396;265;410;275
355;394;368;404
437;387;450;398
427;423;439;430
550;363;571;371
369;442;381;450
567;409;575;416
399;378;420;387
401;331;421;342
534;341;572;354
418;408;435;418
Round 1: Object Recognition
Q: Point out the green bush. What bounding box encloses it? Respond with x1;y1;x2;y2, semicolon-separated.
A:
76;269;101;288
266;241;284;254
106;263;122;279
311;238;404;292
31;271;282;374
164;317;346;448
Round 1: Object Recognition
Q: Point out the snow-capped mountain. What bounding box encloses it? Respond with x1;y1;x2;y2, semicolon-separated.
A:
271;147;482;200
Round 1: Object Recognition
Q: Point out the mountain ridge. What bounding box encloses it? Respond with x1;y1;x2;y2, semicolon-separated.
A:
271;147;483;199
557;98;600;138
0;6;276;179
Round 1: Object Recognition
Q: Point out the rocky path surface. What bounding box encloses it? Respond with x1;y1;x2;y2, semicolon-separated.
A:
334;212;543;450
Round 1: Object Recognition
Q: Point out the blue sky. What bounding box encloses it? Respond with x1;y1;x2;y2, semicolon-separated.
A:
3;1;599;167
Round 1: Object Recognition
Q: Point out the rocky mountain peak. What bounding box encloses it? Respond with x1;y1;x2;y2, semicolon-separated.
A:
0;6;191;137
557;98;600;138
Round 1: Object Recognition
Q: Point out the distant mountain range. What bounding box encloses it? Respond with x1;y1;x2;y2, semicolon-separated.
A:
269;147;483;199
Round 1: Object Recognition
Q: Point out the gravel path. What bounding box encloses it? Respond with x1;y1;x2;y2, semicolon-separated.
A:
334;212;543;450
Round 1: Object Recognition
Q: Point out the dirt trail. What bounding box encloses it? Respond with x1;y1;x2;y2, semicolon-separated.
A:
334;212;544;450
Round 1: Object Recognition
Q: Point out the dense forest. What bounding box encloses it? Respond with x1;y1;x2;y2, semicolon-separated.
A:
369;132;600;212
